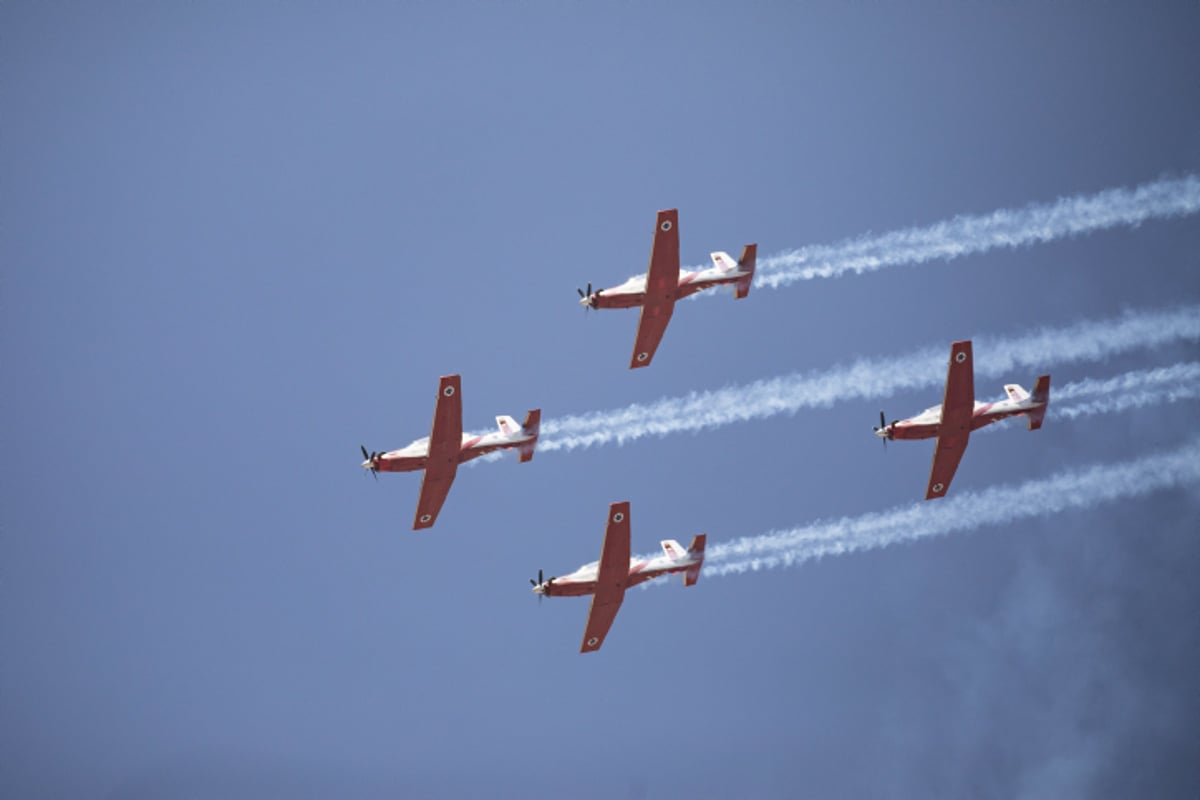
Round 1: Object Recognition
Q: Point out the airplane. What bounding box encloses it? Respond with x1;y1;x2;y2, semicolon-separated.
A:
361;374;540;530
873;340;1050;500
530;501;706;653
577;209;757;369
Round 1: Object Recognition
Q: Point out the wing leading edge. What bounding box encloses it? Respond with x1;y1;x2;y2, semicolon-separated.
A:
926;341;974;500
580;501;632;653
413;375;463;529
629;209;680;369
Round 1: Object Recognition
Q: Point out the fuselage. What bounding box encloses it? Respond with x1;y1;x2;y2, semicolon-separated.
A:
582;265;751;310
366;429;535;473
883;395;1047;441
532;553;700;597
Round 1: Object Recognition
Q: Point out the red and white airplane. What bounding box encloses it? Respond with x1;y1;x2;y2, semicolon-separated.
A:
530;501;706;653
577;209;757;369
361;375;540;530
874;341;1050;500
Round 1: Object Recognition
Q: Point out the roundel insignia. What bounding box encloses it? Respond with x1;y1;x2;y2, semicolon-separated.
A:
419;513;433;523
443;385;456;397
932;483;945;494
613;512;625;523
587;637;599;647
660;219;672;231
955;351;967;363
636;352;649;362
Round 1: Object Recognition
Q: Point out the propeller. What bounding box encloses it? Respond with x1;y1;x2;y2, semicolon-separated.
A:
576;283;602;310
360;444;380;480
529;569;555;599
873;411;891;451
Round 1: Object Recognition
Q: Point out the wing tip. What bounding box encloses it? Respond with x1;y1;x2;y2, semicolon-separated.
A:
607;501;631;525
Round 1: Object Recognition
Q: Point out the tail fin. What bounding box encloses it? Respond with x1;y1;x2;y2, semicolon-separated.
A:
734;243;756;299
518;409;540;462
660;539;687;560
496;415;520;435
683;533;706;586
1027;376;1051;431
1004;384;1030;402
709;251;738;272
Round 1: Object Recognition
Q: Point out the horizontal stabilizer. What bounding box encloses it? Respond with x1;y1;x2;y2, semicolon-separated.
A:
735;244;756;299
684;533;706;586
518;409;541;462
1028;376;1051;430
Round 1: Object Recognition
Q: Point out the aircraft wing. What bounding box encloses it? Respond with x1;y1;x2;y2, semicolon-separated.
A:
926;341;974;500
580;501;632;653
629;209;680;369
413;375;463;530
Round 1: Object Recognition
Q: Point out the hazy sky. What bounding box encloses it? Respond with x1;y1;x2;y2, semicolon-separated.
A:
3;3;1198;798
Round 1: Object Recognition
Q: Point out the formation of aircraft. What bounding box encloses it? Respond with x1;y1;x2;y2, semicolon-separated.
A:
360;215;1056;653
529;501;706;653
873;340;1051;499
576;209;757;369
360;374;540;530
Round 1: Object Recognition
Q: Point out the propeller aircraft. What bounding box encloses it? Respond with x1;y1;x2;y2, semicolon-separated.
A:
873;340;1050;499
577;209;756;369
530;501;706;653
361;375;540;530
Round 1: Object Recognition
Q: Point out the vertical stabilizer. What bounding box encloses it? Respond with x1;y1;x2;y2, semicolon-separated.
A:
661;539;687;560
1004;384;1030;402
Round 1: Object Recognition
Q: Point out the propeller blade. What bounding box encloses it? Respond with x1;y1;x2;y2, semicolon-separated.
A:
538;569;544;585
529;578;537;587
879;411;886;430
361;445;370;461
576;287;585;299
587;283;592;298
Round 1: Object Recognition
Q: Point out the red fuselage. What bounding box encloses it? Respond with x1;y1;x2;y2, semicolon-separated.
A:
888;402;1035;441
371;436;519;473
539;560;691;598
586;272;742;310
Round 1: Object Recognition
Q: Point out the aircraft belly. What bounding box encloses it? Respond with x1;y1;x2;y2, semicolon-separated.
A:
892;423;939;441
376;455;427;473
546;581;596;598
595;292;645;310
627;566;684;588
971;406;1028;430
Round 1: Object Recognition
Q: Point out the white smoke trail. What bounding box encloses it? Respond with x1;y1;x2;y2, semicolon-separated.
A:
703;439;1200;577
1053;383;1200;421
538;305;1200;451
749;175;1200;289
1052;361;1200;402
1049;361;1200;420
976;362;1200;435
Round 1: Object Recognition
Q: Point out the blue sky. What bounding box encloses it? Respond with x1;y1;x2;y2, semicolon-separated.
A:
3;3;1199;797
